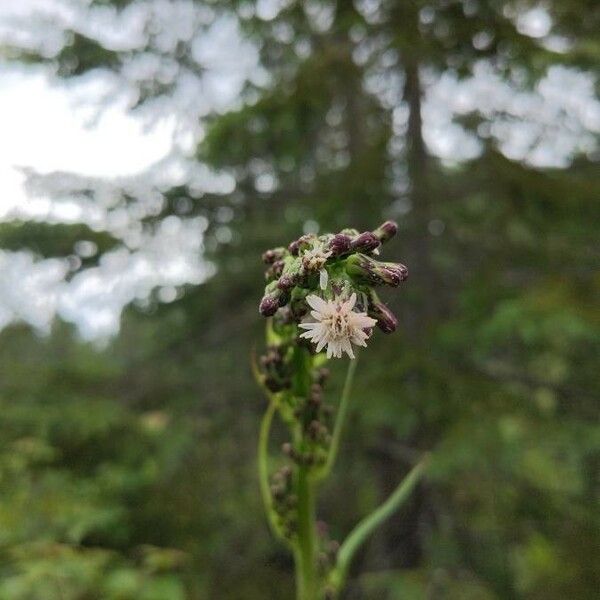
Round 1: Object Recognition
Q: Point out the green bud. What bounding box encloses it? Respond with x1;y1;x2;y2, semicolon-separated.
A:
373;220;398;243
345;253;408;287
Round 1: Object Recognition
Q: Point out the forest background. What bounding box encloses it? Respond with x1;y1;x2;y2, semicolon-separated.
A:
0;1;598;598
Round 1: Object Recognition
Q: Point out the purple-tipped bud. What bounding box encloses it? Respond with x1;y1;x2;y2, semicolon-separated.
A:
265;259;284;281
288;240;301;256
346;253;408;287
259;284;290;316
277;273;297;291
350;232;381;253
327;233;353;257
373;220;398;243
288;234;315;256
259;294;280;316
375;262;408;286
262;247;286;264
368;298;398;333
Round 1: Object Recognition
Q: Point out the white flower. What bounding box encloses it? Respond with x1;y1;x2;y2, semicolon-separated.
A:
299;293;377;359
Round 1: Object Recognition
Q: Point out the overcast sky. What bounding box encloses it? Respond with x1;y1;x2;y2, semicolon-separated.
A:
0;4;258;341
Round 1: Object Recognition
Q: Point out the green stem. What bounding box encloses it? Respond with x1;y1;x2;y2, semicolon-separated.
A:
295;465;317;600
330;455;429;592
288;346;319;599
317;357;358;480
258;402;287;542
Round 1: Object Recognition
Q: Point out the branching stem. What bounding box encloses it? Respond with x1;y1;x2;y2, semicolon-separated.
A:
317;357;358;480
258;401;289;543
329;455;430;593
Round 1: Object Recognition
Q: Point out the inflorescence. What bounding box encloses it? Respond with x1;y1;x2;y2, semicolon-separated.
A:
259;221;407;360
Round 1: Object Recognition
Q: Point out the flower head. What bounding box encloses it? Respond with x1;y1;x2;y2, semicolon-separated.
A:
302;244;332;270
259;221;406;338
299;293;377;359
301;243;332;290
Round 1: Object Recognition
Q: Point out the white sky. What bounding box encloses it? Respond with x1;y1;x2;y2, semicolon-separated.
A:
0;67;211;341
0;65;176;220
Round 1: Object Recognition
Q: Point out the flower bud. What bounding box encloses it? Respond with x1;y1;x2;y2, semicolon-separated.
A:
265;259;284;281
282;442;293;456
350;232;381;253
308;420;322;440
262;247;286;264
310;383;322;397
368;295;398;333
316;520;329;537
277;273;297;291
271;484;285;499
373;220;398;243
327;233;352;257
259;294;279;316
259;286;290;316
288;234;315;256
315;368;330;386
346;253;408;287
308;394;321;408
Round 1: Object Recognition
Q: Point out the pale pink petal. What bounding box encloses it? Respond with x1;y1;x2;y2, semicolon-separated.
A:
342;293;357;312
342;339;355;359
300;293;380;359
306;295;329;312
319;269;329;290
353;335;368;347
316;340;327;352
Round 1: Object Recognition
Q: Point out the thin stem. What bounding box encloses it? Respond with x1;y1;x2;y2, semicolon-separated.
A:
258;402;288;543
317;357;358;480
330;454;430;592
295;465;317;600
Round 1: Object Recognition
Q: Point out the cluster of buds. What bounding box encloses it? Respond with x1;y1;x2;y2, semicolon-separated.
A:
281;368;333;467
316;520;340;577
269;465;297;539
263;368;333;544
259;344;292;392
259;221;407;360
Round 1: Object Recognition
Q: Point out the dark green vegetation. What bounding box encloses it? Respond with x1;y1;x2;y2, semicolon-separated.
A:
0;1;598;598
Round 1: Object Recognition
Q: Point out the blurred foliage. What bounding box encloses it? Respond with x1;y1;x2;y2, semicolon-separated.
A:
0;222;118;264
1;0;599;599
